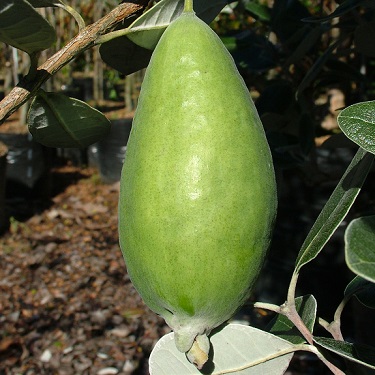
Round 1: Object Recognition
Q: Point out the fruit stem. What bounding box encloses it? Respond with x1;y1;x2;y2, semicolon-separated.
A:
184;0;194;13
186;335;209;369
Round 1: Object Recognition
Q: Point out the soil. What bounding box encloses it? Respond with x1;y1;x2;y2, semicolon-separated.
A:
0;165;169;375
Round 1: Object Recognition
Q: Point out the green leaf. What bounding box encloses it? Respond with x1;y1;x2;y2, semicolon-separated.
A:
27;92;111;148
149;324;294;374
245;1;271;22
126;0;227;50
337;101;375;155
232;31;277;72
99;35;152;75
345;276;375;308
345;216;375;284
296;39;341;98
0;0;56;54
100;0;227;73
220;36;237;52
295;148;374;272
268;295;317;344
270;0;311;44
283;25;323;67
314;336;375;370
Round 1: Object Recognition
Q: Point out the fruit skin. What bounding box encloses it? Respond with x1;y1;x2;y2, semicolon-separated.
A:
118;10;277;357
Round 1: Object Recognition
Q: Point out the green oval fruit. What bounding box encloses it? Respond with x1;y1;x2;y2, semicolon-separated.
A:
119;6;277;367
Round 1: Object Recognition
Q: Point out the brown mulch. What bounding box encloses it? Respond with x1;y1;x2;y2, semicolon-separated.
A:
0;166;169;375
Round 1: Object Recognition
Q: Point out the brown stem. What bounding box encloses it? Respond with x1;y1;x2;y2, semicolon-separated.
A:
0;1;146;125
319;297;347;341
283;271;314;344
283;304;314;345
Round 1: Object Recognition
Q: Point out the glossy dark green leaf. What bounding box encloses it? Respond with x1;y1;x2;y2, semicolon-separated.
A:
268;295;317;344
271;0;310;44
99;35;152;75
27;92;111;148
245;1;271;22
231;31;277;72
0;0;56;54
337;101;375;155
345;276;375;308
295;148;374;272
314;337;375;369
345;216;375;284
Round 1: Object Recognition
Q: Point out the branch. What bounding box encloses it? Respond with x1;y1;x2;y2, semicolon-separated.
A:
0;1;146;125
318;296;348;341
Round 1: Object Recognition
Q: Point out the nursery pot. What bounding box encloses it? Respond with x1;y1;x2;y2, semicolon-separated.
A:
0;126;45;189
89;118;132;184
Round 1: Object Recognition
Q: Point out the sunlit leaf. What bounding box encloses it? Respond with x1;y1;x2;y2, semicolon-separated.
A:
314;337;375;370
345;216;375;283
0;0;56;54
126;0;227;50
28;92;111;148
268;295;317;344
337;101;375;155
125;0;183;50
344;276;375;308
150;324;294;374
295;148;374;272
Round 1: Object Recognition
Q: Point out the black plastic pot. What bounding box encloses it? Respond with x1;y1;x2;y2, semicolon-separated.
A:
89;118;132;184
0;130;45;189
